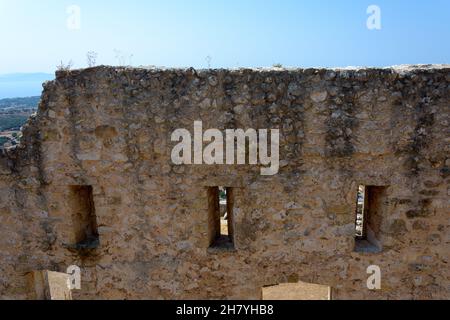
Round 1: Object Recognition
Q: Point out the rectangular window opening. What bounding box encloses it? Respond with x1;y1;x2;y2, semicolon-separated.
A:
354;185;386;253
69;185;99;249
208;186;234;249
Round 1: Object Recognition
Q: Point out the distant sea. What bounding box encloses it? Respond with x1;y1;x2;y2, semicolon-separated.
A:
0;73;54;99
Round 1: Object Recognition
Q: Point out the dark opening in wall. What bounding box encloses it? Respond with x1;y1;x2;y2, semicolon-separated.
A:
69;185;99;249
208;186;234;249
354;185;387;253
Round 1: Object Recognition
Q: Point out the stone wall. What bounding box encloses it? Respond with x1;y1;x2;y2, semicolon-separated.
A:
0;65;448;299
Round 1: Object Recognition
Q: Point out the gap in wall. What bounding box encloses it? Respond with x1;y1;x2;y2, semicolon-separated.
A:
208;186;234;249
69;185;99;249
354;185;387;253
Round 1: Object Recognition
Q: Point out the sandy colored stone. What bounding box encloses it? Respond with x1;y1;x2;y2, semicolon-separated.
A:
0;65;448;300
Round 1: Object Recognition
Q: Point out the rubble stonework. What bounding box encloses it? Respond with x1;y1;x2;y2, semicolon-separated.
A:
0;65;449;299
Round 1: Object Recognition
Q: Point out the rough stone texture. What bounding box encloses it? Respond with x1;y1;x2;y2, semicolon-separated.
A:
0;65;449;300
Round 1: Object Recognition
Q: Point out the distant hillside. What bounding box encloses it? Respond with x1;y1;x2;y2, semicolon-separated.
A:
0;114;30;131
0;96;40;110
0;73;53;99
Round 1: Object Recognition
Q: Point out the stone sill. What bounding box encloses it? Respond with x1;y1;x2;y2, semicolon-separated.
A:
208;236;236;253
354;239;382;254
63;238;100;251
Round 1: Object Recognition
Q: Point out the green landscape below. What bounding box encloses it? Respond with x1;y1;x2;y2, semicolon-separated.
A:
0;96;39;148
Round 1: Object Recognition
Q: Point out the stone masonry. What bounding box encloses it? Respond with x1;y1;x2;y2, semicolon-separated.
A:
0;65;449;299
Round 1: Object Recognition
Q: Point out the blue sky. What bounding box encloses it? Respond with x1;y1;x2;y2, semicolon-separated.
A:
0;0;449;74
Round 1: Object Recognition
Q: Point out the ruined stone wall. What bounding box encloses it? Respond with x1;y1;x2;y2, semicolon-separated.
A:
0;65;448;300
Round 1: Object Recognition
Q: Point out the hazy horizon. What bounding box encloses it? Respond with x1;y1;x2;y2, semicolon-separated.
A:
0;73;53;99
